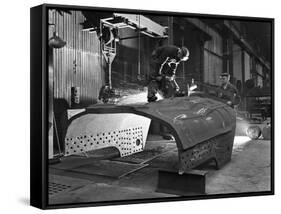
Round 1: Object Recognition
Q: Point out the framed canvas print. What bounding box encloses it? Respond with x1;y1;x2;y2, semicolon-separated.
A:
30;3;274;209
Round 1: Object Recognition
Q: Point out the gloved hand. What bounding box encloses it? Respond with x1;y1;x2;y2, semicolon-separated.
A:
226;101;232;106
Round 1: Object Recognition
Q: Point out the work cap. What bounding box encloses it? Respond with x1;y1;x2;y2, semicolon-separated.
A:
220;72;230;77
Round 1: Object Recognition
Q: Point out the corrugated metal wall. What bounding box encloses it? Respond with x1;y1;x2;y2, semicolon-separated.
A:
49;9;103;106
203;27;223;85
244;51;251;81
233;43;242;83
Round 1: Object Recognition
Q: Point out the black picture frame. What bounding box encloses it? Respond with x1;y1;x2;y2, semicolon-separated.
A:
30;3;274;209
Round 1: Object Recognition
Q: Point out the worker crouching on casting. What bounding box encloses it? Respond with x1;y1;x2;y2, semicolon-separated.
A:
147;45;190;102
218;72;241;108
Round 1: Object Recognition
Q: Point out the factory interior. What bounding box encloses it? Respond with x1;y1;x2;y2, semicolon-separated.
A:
47;8;272;205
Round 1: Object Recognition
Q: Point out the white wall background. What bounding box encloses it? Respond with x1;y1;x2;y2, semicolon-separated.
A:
0;0;279;213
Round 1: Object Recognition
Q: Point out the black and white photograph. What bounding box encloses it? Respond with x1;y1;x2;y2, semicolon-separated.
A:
30;3;274;209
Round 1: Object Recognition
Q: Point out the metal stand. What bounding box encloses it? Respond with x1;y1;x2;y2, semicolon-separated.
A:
156;169;207;195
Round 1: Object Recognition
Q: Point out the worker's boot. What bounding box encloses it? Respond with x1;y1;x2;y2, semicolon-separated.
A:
147;80;160;102
147;95;158;102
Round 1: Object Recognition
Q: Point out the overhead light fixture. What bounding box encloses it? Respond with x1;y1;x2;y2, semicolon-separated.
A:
49;32;66;49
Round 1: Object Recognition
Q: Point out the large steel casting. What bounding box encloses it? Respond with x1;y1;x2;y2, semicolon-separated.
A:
65;96;236;172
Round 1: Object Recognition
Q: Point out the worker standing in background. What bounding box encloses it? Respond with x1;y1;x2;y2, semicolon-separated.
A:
218;72;241;107
147;45;190;102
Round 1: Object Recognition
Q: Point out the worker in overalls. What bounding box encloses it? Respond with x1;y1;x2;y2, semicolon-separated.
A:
218;72;241;107
147;45;190;102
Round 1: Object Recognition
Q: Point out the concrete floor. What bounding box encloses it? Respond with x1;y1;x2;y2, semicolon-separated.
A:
48;132;271;205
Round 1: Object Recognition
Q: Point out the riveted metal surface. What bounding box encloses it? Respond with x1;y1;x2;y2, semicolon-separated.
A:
178;129;235;171
65;113;151;157
129;96;236;151
65;96;236;170
65;126;145;157
178;138;217;170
